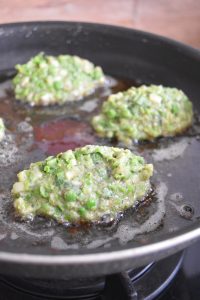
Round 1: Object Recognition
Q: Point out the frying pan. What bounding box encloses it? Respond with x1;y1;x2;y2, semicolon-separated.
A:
0;21;200;280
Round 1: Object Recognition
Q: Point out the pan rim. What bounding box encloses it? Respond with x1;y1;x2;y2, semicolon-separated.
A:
0;226;199;264
0;21;200;265
1;20;200;56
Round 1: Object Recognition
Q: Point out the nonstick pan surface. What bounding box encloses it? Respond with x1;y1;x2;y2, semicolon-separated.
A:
0;22;200;279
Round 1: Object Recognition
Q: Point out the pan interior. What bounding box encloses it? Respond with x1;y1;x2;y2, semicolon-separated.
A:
0;22;200;257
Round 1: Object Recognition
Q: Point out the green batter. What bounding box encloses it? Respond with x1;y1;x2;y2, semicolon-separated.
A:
12;145;153;224
0;118;5;142
13;53;105;106
92;85;193;144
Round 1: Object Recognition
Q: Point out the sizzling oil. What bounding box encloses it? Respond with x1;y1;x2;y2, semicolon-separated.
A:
0;77;199;253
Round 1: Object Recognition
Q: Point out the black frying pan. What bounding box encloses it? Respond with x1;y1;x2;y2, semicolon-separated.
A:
0;21;200;280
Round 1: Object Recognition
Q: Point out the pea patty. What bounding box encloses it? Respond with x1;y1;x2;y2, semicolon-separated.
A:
0;118;5;142
12;145;153;224
92;85;193;144
13;53;105;106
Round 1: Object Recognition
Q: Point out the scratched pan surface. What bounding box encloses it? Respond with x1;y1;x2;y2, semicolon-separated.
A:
0;22;200;279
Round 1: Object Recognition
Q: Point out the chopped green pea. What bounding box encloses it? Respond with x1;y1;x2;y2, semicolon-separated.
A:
64;191;77;202
44;165;51;173
54;81;63;90
106;109;117;118
78;207;87;217
171;103;180;115
85;199;97;210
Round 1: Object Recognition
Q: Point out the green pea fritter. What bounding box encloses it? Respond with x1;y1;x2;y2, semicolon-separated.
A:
92;85;193;144
13;53;105;106
12;145;153;224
